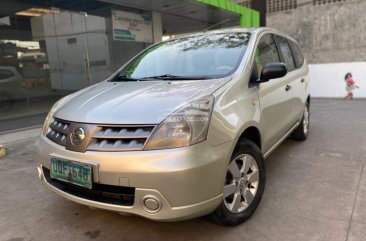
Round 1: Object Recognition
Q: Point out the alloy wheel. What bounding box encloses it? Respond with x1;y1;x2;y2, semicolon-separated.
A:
223;154;259;213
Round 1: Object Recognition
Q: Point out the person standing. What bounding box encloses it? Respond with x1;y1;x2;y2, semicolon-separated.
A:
344;72;359;100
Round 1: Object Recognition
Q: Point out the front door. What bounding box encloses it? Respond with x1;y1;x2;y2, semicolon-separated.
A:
253;33;294;153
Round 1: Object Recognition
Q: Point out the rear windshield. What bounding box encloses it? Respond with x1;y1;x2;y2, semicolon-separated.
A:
112;32;251;81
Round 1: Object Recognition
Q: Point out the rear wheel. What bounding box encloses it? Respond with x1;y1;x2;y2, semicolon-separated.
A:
291;102;310;141
211;139;265;226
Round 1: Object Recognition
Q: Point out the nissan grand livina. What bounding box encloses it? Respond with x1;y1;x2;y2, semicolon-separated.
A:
35;27;310;226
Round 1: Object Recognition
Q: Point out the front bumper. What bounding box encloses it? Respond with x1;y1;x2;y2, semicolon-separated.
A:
35;135;234;221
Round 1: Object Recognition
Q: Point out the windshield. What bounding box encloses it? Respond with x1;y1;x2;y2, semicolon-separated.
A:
112;32;251;81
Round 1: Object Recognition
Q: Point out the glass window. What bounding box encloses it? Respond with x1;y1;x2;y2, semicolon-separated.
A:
1;0;252;132
274;35;296;72
0;2;152;131
288;40;305;68
115;32;251;80
254;34;280;77
0;69;15;80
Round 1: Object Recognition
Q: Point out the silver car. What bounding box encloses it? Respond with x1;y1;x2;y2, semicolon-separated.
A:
36;27;310;226
0;66;25;109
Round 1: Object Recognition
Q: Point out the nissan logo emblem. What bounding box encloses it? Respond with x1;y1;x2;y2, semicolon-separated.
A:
71;127;86;145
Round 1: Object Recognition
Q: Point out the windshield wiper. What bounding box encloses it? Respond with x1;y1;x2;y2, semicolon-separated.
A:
112;74;213;82
141;74;212;80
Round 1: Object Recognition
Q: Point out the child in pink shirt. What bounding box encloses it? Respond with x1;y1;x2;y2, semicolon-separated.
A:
344;72;359;100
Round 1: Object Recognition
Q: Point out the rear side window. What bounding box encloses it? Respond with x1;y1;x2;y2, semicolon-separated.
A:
0;69;15;80
288;40;304;68
254;34;280;77
274;35;295;72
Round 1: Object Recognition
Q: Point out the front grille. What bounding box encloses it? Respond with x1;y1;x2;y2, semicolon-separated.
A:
89;126;155;151
46;118;156;152
46;118;70;147
43;167;135;206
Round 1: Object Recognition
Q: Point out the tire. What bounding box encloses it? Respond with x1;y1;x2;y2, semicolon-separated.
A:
291;102;310;141
0;92;12;110
211;139;266;226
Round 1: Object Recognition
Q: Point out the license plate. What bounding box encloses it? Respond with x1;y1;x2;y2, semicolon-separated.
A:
50;157;92;189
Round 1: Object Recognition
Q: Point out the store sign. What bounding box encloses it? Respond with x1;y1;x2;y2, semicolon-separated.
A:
111;10;153;43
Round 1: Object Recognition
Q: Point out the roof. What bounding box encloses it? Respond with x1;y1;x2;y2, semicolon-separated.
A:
169;27;299;45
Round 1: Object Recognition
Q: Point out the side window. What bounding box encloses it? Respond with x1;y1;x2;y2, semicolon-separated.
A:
0;69;15;80
288;40;304;68
254;34;280;78
274;35;295;72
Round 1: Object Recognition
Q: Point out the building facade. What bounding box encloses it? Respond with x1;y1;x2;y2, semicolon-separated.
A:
233;0;366;98
0;0;258;131
265;0;366;64
233;0;366;63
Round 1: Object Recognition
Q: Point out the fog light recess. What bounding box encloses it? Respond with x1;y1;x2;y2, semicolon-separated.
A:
142;196;161;213
0;145;6;157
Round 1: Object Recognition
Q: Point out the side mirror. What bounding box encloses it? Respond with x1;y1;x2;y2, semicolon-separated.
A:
259;63;287;82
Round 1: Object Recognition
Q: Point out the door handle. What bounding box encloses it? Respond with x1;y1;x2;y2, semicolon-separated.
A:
285;85;292;91
301;78;305;83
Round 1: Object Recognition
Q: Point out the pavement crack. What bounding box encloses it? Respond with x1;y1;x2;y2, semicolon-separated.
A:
345;157;366;241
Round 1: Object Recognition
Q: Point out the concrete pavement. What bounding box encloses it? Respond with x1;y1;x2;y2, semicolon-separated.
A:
0;114;45;133
0;99;365;241
0;127;41;144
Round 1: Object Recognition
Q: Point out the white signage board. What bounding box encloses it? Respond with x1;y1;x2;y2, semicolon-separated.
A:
111;10;153;43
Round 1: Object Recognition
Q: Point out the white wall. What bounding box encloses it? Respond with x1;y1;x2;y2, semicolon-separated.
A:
309;62;366;98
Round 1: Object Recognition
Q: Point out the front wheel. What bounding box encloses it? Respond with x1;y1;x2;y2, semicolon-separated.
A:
211;139;266;226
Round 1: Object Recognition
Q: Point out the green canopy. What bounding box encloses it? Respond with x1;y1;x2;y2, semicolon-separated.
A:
196;0;259;27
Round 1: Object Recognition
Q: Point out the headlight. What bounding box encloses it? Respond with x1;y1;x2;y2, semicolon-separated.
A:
41;96;69;136
144;95;214;150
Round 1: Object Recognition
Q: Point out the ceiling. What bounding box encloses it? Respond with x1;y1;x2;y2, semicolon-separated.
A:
100;0;240;26
0;0;240;36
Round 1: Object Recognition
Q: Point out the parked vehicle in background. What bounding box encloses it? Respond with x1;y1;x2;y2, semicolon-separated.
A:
0;66;26;109
36;27;310;226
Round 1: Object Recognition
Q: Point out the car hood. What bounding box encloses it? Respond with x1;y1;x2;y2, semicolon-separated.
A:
54;78;230;124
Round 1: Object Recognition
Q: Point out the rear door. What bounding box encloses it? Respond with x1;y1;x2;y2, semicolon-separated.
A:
288;39;308;120
273;34;301;127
